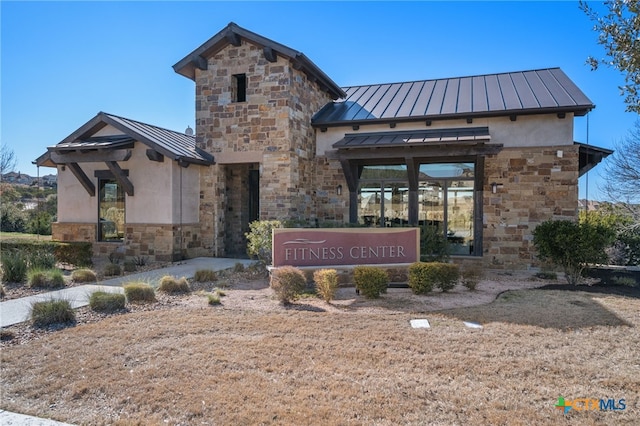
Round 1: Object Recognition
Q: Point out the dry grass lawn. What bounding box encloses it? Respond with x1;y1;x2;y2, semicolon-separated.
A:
1;276;639;425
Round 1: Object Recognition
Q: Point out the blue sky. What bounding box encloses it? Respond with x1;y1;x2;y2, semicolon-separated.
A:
1;1;637;200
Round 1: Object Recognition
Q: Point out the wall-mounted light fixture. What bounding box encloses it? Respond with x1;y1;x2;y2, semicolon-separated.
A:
490;182;503;194
337;184;343;196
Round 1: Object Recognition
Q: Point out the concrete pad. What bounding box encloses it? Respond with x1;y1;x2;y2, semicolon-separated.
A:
463;321;483;329
0;409;75;425
410;319;431;329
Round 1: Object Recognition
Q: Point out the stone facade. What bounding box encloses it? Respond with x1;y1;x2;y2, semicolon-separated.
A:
194;40;333;256
483;145;579;269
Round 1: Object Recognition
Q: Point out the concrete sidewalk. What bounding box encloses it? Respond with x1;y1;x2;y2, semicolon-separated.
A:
0;257;254;328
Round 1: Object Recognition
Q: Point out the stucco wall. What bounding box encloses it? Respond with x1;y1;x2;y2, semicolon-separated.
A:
56;141;201;225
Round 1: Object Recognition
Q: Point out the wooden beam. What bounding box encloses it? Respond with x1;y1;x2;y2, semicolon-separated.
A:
263;47;277;63
225;31;241;46
105;161;134;196
336;144;503;162
192;55;208;70
67;163;95;196
146;149;164;162
50;149;132;164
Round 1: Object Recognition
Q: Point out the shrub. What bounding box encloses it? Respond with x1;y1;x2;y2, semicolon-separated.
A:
420;224;450;262
533;220;615;285
233;262;246;273
89;291;126;312
354;266;388;299
53;242;93;267
207;293;221;305
194;269;217;282
0;284;5;298
270;266;306;305
31;299;75;327
612;276;637;287
123;282;156;303
0;329;14;341
132;256;148;267
29;249;57;270
245;220;283;264
108;252;124;265
434;263;460;292
158;275;190;293
1;250;27;283
314;269;338;302
408;262;459;294
460;264;483;291
27;268;65;289
103;263;122;277
535;271;558;280
71;268;97;283
123;259;137;272
408;262;435;294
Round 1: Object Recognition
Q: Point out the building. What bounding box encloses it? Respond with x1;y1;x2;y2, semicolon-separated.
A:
36;22;611;268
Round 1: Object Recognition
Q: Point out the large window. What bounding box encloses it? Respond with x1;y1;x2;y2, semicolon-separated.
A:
358;165;408;227
356;161;477;256
98;179;125;242
419;163;475;255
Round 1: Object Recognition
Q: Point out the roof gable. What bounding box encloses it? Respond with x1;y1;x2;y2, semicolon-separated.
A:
36;112;213;167
313;68;594;126
173;22;345;100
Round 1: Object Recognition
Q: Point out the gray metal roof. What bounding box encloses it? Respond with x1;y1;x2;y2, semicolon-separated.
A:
333;127;490;149
173;22;346;100
313;68;594;126
36;112;213;167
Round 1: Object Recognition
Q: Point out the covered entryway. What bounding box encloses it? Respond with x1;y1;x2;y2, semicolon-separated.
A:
223;163;260;257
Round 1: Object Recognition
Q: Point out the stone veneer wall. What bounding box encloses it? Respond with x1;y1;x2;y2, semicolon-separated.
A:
52;222;96;243
194;40;333;255
483;145;579;269
313;153;349;224
125;223;202;261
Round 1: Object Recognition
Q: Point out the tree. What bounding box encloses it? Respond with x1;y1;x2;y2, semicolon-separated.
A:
0;143;17;175
600;120;640;225
580;1;640;113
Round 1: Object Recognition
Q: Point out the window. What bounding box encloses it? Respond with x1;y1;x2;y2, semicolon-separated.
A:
98;179;125;242
233;73;247;102
418;163;475;255
358;165;408;227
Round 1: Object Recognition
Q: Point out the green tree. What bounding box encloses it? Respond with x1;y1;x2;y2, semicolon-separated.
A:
580;1;640;113
533;220;615;285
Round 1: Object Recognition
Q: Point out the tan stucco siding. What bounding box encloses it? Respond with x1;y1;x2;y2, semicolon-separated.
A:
315;114;574;156
56;141;201;225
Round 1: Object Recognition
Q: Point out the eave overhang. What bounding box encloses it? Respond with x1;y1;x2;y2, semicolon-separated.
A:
576;142;613;177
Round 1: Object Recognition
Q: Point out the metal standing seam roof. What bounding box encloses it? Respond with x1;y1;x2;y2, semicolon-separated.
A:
313;68;594;126
333;127;491;149
37;112;213;166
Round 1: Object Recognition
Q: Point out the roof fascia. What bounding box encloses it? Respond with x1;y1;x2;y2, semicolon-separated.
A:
312;106;594;128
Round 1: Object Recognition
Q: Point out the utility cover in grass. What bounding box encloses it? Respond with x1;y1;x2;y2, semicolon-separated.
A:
410;319;430;329
463;321;483;329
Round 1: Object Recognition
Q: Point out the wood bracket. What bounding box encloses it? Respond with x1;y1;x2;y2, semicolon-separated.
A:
68;163;95;196
105;161;134;196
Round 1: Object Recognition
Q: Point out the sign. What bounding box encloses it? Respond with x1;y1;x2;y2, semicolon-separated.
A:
272;228;420;267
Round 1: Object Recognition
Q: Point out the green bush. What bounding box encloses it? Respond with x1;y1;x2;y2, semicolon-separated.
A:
29;249;57;270
460;264;483;291
71;268;97;283
408;262;460;294
1;250;27;283
31;299;75;327
53;242;93;267
103;263;122;277
158;275;190;293
123;259;137;272
123;282;156;303
27;211;52;235
434;263;460;292
233;262;245;273
270;265;306;305
533;220;615;285
194;269;217;282
132;256;148;267
245;220;283;264
207;293;221;305
314;268;338;302
354;266;388;299
420;224;450;262
408;262;435;294
27;268;65;289
89;291;126;312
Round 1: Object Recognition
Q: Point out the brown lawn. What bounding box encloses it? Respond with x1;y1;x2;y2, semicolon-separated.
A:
1;274;638;425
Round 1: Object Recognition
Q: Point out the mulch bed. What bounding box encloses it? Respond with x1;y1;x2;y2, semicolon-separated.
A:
536;282;640;298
